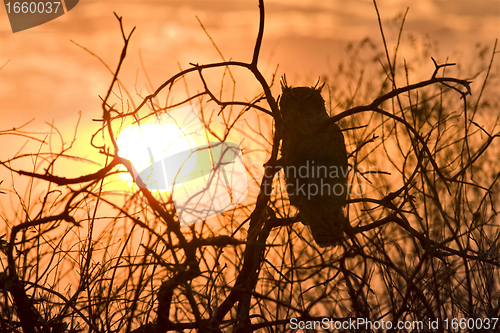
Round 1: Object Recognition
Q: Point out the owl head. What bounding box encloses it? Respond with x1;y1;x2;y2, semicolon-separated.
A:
279;76;328;128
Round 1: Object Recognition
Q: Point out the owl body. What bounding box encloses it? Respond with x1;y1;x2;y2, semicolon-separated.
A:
280;82;349;247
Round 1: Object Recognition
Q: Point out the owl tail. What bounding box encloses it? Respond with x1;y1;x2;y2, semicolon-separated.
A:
301;207;347;247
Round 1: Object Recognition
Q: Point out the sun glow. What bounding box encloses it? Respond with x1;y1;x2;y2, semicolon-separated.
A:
116;110;201;191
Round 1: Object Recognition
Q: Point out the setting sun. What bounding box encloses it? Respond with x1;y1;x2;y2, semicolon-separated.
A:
116;107;204;191
1;1;497;331
117;120;195;189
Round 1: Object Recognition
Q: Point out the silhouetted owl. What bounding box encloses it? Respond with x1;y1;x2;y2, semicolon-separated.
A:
279;77;349;247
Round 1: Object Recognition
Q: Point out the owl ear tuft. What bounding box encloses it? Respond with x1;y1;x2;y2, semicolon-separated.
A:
313;78;325;92
280;75;290;91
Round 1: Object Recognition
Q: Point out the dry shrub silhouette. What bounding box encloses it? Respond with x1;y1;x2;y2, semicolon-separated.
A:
1;1;499;332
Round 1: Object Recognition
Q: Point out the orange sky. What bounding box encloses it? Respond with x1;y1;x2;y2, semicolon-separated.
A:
0;0;498;180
